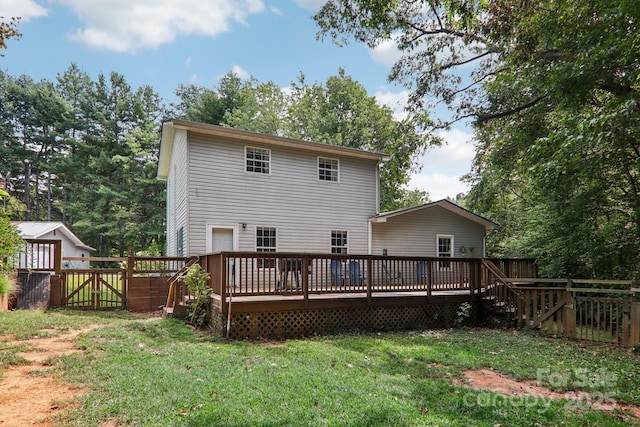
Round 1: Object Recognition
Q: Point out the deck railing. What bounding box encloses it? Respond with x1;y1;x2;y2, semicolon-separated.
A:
193;252;533;303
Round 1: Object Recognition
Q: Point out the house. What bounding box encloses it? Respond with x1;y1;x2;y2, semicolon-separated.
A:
370;199;498;258
157;120;497;259
12;221;94;269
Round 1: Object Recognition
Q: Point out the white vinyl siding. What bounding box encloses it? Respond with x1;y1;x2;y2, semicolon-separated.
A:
371;206;486;258
184;133;377;255
166;129;189;256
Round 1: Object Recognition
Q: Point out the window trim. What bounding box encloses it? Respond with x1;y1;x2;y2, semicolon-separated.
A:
318;156;339;183
330;229;348;254
256;226;277;268
436;234;454;269
245;146;271;175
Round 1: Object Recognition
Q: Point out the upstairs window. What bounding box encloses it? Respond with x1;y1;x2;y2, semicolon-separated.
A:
318;157;339;182
331;230;348;254
246;147;270;174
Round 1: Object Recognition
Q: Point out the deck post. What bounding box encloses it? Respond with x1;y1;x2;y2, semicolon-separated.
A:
366;257;372;304
426;260;432;298
302;255;309;307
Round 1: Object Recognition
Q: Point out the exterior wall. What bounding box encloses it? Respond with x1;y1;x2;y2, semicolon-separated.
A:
166;129;189;256
17;231;90;269
371;206;486;258
185;133;379;256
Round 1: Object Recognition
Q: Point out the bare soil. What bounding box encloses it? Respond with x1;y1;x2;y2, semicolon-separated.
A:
0;325;102;426
456;368;640;419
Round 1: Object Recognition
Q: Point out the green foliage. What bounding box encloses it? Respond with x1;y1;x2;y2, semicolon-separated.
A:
0;215;22;276
182;264;212;327
315;0;640;279
1;65;166;256
0;17;21;53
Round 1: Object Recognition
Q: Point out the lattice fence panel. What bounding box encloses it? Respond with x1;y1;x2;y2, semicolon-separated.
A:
219;300;471;340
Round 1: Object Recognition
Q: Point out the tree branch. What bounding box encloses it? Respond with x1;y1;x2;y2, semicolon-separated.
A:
475;94;549;124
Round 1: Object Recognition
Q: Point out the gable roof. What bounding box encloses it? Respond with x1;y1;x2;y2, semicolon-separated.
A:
12;221;95;251
157;119;389;180
370;199;499;231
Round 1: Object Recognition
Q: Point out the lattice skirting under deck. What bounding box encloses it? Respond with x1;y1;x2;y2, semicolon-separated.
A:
210;301;477;340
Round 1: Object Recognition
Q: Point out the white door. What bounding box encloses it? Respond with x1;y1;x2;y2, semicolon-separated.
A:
211;228;234;252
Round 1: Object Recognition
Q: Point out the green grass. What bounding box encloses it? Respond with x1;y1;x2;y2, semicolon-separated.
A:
1;310;639;426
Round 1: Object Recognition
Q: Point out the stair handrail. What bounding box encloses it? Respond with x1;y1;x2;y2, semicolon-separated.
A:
165;256;200;309
481;259;526;302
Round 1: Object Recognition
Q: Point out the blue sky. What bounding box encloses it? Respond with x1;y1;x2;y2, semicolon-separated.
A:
1;0;475;201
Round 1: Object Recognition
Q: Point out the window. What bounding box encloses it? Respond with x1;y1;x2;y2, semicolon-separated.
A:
331;230;348;254
176;227;184;257
246;147;270;174
318;157;339;182
256;227;276;268
437;235;453;268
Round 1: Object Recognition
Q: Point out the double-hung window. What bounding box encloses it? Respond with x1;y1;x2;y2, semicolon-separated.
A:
256;227;276;268
246;147;270;174
331;230;348;254
318;157;339;182
437;234;453;268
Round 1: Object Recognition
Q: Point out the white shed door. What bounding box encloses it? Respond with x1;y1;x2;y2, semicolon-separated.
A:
211;228;234;252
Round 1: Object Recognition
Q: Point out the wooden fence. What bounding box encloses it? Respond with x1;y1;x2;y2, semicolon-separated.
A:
14;240;188;310
509;279;639;346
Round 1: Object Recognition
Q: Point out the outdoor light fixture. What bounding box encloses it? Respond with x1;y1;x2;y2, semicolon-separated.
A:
460;246;466;254
241;223;247;230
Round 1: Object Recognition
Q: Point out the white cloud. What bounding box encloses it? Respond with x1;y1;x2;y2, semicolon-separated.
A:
57;0;266;53
230;64;250;80
374;87;409;120
408;127;476;201
368;38;403;68
0;0;48;21
269;5;283;16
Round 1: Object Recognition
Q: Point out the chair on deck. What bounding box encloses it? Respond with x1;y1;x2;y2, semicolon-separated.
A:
348;260;366;286
416;261;428;284
331;260;346;286
382;262;404;285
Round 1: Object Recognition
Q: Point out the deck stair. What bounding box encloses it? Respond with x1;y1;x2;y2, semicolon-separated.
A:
481;259;526;326
164;256;199;316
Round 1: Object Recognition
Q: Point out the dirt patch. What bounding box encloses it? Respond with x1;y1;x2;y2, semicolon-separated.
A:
0;325;103;426
456;368;640;419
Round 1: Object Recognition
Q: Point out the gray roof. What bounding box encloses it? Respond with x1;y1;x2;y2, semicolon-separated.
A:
371;199;499;231
12;221;95;251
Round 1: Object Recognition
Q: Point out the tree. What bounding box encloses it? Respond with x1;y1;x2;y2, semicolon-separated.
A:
315;1;640;279
0;17;21;54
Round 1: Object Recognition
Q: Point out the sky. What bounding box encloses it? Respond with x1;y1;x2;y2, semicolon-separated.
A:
1;0;475;201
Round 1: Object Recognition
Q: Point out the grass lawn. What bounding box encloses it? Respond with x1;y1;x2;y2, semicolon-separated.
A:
1;309;639;426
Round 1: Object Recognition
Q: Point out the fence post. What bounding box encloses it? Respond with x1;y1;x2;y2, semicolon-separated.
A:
126;248;135;308
53;240;62;274
563;280;576;339
631;301;640;346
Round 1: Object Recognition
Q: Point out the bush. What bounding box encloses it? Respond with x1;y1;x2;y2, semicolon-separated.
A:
182;264;212;327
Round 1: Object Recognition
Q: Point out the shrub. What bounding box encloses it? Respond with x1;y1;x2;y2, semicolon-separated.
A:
182;264;212;327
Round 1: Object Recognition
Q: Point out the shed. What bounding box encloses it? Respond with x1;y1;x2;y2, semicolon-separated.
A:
12;222;95;269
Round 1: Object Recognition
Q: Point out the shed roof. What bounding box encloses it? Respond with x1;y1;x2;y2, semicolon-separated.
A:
157;119;390;180
370;199;499;231
12;221;95;251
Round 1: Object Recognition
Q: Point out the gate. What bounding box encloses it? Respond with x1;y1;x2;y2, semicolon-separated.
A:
61;269;126;309
515;279;640;346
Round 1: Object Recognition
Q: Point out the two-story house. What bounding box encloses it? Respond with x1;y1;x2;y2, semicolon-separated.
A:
157;120;497;259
